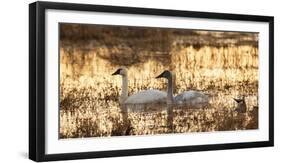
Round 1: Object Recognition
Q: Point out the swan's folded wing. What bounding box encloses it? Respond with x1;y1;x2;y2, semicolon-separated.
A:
175;90;209;105
124;90;167;104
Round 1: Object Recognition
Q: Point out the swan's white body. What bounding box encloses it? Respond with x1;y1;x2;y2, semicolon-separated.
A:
156;70;209;107
124;90;167;104
174;90;209;107
113;68;166;105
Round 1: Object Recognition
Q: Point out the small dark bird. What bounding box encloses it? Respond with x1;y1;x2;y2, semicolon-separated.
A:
234;96;247;113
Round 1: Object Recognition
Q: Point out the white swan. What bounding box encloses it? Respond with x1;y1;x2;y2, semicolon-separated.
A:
112;67;167;105
156;70;209;107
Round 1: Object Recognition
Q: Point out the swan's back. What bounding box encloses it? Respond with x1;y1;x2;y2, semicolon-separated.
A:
175;90;209;107
124;89;167;104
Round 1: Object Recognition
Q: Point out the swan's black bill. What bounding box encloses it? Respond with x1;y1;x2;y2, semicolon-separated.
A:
155;73;164;79
156;70;169;79
233;98;243;103
112;69;121;75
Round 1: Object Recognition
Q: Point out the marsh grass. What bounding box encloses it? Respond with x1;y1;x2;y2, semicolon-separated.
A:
59;24;258;139
59;47;258;138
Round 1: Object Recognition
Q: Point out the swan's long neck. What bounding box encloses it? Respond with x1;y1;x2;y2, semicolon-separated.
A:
120;74;128;103
167;75;174;104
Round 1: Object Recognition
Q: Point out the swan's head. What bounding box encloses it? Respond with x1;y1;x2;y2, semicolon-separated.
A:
156;70;172;79
233;96;245;104
112;67;128;76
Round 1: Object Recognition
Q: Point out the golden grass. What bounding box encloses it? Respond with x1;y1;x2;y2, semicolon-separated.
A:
59;44;258;139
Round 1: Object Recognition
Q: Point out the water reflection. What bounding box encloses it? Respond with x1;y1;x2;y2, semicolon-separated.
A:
122;102;210;134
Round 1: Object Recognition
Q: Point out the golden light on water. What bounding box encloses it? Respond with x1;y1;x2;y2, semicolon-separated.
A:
59;24;258;138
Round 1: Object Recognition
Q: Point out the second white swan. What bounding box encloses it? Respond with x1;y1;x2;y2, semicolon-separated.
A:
156;70;209;107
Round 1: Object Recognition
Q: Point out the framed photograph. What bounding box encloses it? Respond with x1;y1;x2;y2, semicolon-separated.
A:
29;1;274;162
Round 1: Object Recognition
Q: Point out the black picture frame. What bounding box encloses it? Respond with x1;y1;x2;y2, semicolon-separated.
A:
29;1;274;162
